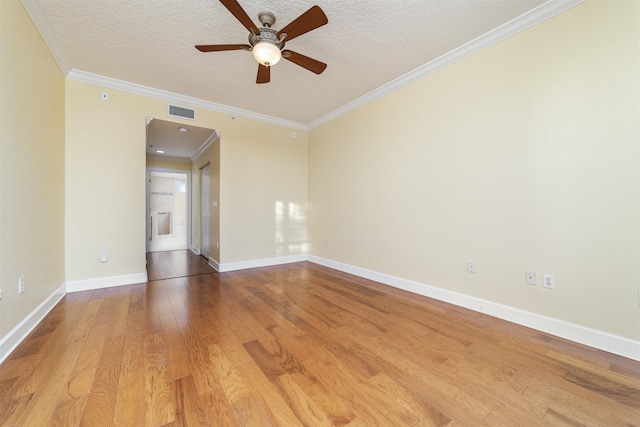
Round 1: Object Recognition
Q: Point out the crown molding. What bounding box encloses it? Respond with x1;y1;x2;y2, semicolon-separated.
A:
308;0;584;130
146;154;192;163
20;0;72;74
24;0;582;132
191;130;220;162
66;69;309;131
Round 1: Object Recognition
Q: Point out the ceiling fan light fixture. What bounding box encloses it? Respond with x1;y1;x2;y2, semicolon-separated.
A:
252;40;281;67
196;2;328;83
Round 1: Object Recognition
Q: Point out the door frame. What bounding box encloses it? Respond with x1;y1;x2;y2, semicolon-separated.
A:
146;167;192;253
199;163;211;260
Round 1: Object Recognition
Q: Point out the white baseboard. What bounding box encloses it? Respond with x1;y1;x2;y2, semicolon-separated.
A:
3;256;636;364
307;255;640;362
0;283;66;364
190;245;201;256
218;254;307;273
66;272;148;293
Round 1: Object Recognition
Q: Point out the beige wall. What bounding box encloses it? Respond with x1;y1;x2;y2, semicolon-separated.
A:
65;80;308;281
0;1;66;337
308;0;639;341
220;119;308;263
66;80;148;281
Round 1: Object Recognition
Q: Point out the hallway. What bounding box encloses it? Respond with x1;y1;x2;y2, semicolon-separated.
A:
146;250;215;281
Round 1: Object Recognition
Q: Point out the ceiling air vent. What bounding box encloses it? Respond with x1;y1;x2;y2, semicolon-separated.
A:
168;104;196;120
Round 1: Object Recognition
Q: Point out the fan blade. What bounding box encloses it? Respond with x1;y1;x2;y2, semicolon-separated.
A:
282;50;327;75
195;44;251;52
277;5;328;42
219;0;259;34
256;64;270;84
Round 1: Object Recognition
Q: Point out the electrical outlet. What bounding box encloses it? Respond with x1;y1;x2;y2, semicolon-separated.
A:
543;274;555;289
18;276;25;294
468;260;476;273
526;271;536;285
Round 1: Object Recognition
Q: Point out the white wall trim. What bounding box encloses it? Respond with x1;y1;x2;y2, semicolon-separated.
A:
0;283;66;364
218;254;307;273
65;69;308;131
19;0;72;75
191;130;220;162
308;0;584;129
307;255;640;362
146;154;191;163
66;272;148;293
2;251;636;363
208;257;220;272
190;245;201;256
23;0;583;132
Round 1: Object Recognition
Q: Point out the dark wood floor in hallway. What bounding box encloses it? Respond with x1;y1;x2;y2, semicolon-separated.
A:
0;251;638;426
146;250;215;281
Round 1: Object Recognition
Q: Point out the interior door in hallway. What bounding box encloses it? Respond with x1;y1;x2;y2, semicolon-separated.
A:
200;164;210;260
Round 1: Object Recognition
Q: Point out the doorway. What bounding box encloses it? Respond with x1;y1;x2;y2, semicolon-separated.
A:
145;117;219;268
146;169;191;252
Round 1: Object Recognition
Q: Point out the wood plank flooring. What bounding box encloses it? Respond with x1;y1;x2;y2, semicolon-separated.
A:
0;250;638;426
146;250;214;281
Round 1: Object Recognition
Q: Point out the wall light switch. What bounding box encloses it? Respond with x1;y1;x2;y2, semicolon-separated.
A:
101;250;108;263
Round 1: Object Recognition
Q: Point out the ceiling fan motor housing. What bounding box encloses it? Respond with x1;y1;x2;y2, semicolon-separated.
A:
248;27;283;48
249;10;286;50
248;13;286;67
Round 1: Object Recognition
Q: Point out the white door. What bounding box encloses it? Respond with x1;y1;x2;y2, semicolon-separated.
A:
200;165;211;260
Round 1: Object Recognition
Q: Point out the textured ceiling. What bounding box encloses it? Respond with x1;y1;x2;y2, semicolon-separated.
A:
32;0;550;127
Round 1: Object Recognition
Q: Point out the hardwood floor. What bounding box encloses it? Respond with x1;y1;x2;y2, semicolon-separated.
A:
146;250;214;281
0;251;638;426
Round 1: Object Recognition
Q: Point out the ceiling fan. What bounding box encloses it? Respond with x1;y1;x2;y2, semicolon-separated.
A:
196;0;328;84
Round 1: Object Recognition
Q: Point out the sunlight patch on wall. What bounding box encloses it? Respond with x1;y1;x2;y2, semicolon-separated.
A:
275;201;309;256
